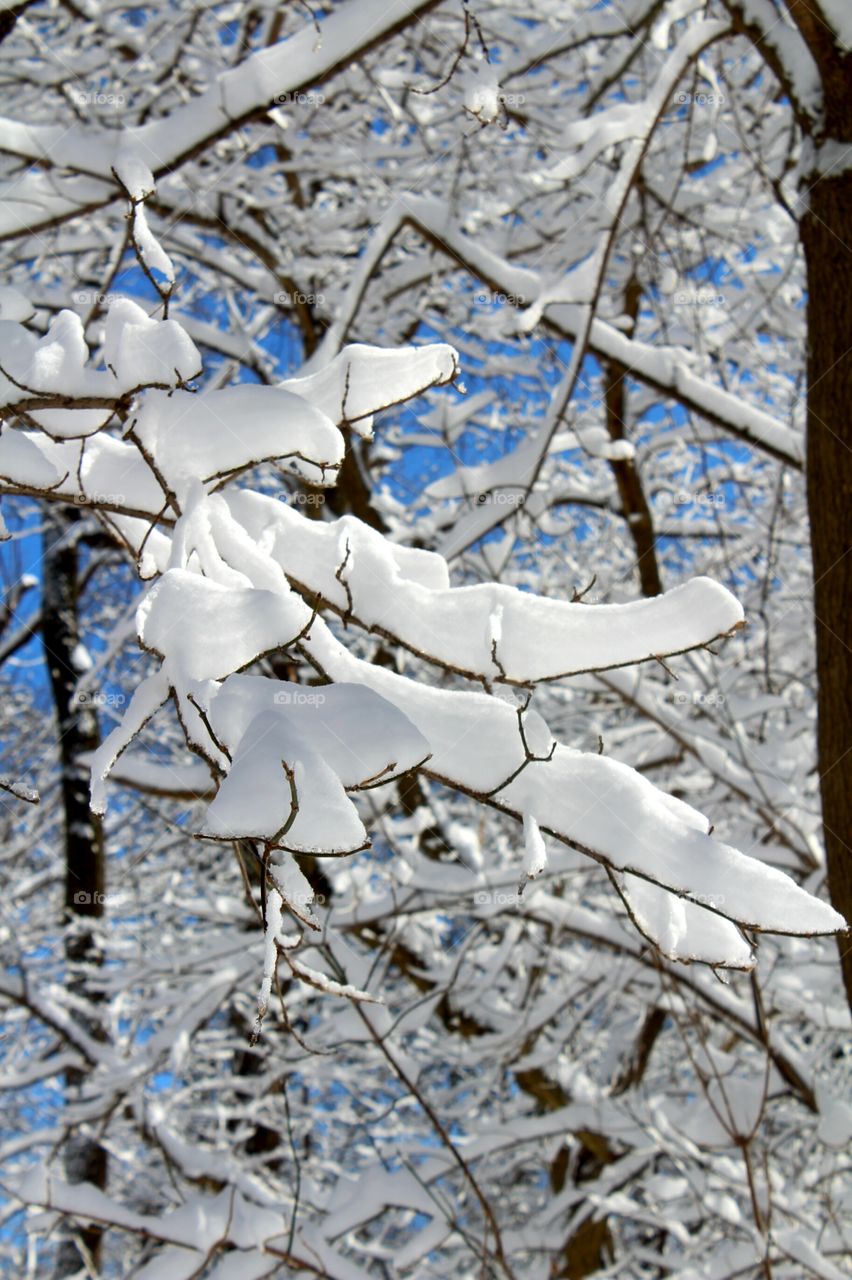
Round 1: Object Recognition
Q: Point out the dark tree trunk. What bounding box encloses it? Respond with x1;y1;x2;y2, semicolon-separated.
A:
793;11;852;1007
718;1;852;1002
0;3;32;46
801;169;852;1008
798;157;844;1008
41;506;108;1275
604;276;663;598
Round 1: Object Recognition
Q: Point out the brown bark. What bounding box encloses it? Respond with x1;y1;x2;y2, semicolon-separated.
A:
726;0;852;1006
0;2;32;45
41;506;108;1275
791;13;852;1007
801;165;852;1007
604;275;663;597
325;431;386;531
785;3;852;125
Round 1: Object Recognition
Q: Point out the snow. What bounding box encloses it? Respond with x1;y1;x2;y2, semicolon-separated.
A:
0;285;33;321
733;0;822;120
501;745;845;938
226;492;744;681
204;711;367;851
112;151;155;200
134;1248;203;1280
818;0;852;51
0;170;112;240
78;432;166;515
131;202;175;283
0;284;841;970
298;615;843;951
288;957;379;1002
0;429;63;488
572;425;637;461
86;753;212;800
2;9;850;1274
424;415;572;495
103;299;198;388
0;311;109;436
0;302;200;438
10;1167;205;1250
401;196;803;469
799;137;852;181
324;1166;435;1239
258;887;283;1015
614;872;754;968
0;774;39;804
89;670;170;814
0;304;838;969
202;1256;274;1280
270;849;321;925
0;0;443;240
816;1085;852;1149
137;569;310;685
13;1169;290;1276
464;70;501;123
201;679;429;853
70;642;93;674
133;385;344;503
489;602;503;648
681;1055;767;1141
521;811;548;883
540;101;651;184
773;1228;848;1280
282;342;458;433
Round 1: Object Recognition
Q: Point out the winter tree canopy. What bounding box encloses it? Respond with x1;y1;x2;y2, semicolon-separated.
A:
0;1;850;1277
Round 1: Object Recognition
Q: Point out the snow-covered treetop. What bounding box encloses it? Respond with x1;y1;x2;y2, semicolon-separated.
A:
0;178;843;978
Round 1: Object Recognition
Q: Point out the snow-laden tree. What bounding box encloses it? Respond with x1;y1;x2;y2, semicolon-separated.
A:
0;2;850;1277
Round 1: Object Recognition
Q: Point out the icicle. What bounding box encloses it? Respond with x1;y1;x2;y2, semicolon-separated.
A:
254;889;284;1041
519;810;547;896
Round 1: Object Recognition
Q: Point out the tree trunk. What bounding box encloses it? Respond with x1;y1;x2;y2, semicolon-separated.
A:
41;506;108;1275
801;167;852;1009
604;275;663;598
